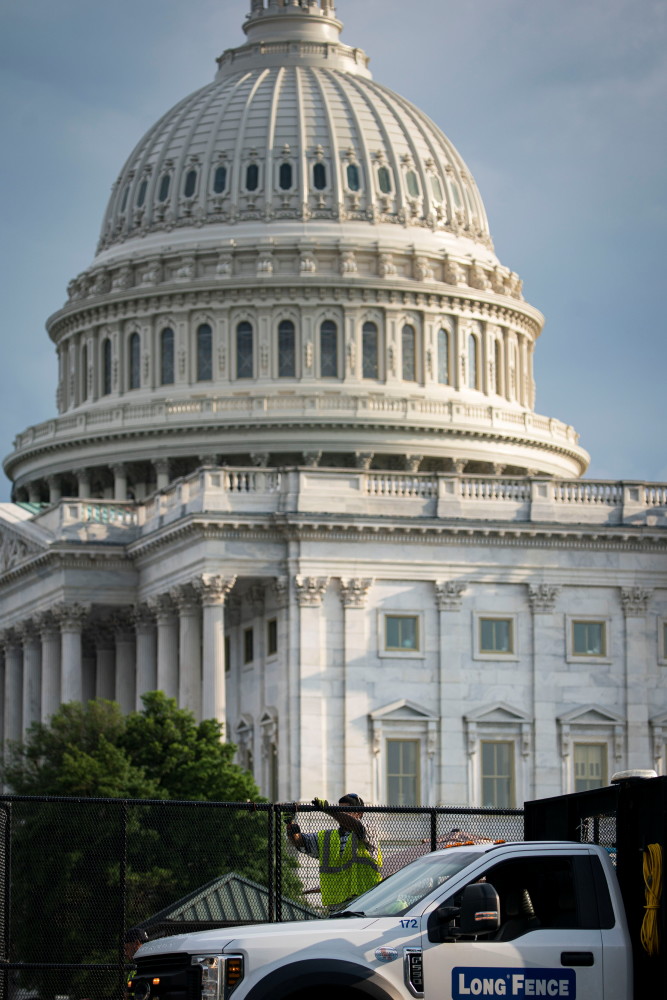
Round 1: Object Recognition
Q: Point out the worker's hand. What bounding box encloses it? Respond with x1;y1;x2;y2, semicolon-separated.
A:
312;797;329;810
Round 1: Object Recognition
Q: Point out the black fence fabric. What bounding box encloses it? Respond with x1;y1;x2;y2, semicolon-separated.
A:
0;797;523;1000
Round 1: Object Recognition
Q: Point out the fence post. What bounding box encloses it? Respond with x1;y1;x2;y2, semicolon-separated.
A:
267;805;275;923
274;805;283;923
118;800;129;1000
430;809;436;852
0;803;11;1000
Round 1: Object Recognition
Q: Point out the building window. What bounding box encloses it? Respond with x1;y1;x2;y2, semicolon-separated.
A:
279;162;293;190
313;162;327;190
402;324;416;382
479;617;515;655
160;328;175;385
495;339;503;395
184;169;198;198
385;614;419;652
136;178;148;207
81;343;88;401
120;185;129;213
387;739;420;806
236;322;254;379
102;338;112;396
431;176;444;202
574;743;607;792
406;171;420;198
481;741;515;807
213;165;227;194
378;166;392;194
278;320;296;377
243;627;254;665
320;320;338;377
158;174;171;202
128;333;140;390
572;621;606;657
246;163;259;192
267;618;278;657
197;323;213;381
362;321;379;379
224;634;231;674
347;163;361;191
468;334;479;389
437;328;449;385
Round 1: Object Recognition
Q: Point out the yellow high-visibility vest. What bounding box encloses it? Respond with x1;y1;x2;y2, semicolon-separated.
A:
317;828;382;906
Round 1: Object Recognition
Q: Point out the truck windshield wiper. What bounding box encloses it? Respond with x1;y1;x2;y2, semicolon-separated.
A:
331;910;366;918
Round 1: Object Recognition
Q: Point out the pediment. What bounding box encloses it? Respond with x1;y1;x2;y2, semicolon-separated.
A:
371;698;437;723
465;702;531;725
558;704;625;726
0;507;50;575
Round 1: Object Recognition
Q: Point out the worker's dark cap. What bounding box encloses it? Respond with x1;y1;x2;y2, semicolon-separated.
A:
125;927;149;944
339;792;364;808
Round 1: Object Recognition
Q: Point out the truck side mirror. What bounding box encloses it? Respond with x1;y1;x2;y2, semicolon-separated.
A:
427;903;461;943
459;883;500;936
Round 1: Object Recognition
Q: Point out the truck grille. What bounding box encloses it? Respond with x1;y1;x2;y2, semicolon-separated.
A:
130;953;202;1000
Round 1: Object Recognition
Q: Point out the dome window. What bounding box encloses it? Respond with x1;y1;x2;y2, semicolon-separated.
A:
320;321;338;378
160;328;175;386
184;169;198;198
378;166;392;194
346;163;361;192
128;333;141;390
468;333;479;390
362;321;379;380
494;339;503;395
213;165;228;194
246;163;260;192
451;182;462;209
313;162;327;191
81;343;88;402
236;322;254;379
402;325;417;382
279;162;293;191
406;171;420;198
102;338;112;396
136;179;148;208
158;174;171;203
120;185;130;213
431;176;444;202
197;323;213;382
278;320;296;377
438;328;450;385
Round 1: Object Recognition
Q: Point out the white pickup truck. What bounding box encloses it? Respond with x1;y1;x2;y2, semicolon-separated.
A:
130;775;665;1000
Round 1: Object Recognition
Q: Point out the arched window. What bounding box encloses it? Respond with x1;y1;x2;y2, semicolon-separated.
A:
161;328;175;385
495;339;503;395
197;323;213;382
213;165;227;194
236;322;254;379
158;174;171;202
468;334;479;390
320;321;338;378
378;166;392;194
246;163;259;192
362;321;379;379
347;163;361;191
279;162;293;191
81;343;88;401
431;176;444;202
402;325;416;382
120;185;129;213
102;338;112;396
406;171;420;198
184;169;198;198
438;328;450;385
128;333;141;390
313;162;327;190
136;179;148;207
278;320;296;377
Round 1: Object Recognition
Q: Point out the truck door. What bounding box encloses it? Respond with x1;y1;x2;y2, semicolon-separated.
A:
421;854;605;1000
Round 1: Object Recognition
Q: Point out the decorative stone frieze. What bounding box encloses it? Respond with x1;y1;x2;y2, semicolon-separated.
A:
528;584;561;614
294;576;329;607
0;528;39;574
435;580;467;611
339;578;373;608
620;587;652;617
272;576;290;610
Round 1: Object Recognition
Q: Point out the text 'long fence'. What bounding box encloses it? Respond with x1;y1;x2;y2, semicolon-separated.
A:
0;796;524;1000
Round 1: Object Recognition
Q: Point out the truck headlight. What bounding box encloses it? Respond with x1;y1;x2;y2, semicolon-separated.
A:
192;955;244;1000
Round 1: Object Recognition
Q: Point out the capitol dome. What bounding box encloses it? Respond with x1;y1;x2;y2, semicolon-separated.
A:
4;0;589;503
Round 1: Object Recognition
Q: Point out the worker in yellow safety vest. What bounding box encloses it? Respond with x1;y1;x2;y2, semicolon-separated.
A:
286;793;382;912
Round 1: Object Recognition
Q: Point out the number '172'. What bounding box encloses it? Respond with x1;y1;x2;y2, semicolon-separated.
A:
400;919;418;928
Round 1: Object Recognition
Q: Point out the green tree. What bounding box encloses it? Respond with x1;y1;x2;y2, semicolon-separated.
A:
2;694;303;1000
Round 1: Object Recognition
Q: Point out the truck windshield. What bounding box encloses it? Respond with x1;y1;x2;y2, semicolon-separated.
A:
338;850;483;917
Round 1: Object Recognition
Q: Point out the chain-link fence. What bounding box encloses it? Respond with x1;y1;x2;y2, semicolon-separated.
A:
0;797;523;1000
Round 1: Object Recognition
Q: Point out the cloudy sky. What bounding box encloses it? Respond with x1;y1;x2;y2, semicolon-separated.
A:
1;0;665;498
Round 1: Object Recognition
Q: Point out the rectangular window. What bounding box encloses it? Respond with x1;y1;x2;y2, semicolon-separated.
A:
481;741;515;807
480;617;513;654
243;627;254;664
224;634;231;674
574;743;607;792
387;739;420;806
362;323;379;379
385;614;419;651
267;618;278;657
572;621;606;656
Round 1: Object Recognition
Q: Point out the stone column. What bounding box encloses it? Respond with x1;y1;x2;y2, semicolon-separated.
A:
151;594;179;699
39;613;61;721
294;575;329;799
621;587;653;768
93;624;116;700
47;476;62;505
175;584;203;719
435;581;468;804
58;604;87;704
154;459;170;492
340;578;373;796
195;575;236;728
3;630;23;742
112;463;128;501
27;483;41;504
134;605;157;709
77;468;91;498
0;646;4;745
528;584;561;798
21;623;42;733
113;611;136;714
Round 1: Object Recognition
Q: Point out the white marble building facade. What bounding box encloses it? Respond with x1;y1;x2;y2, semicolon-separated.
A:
2;1;666;806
